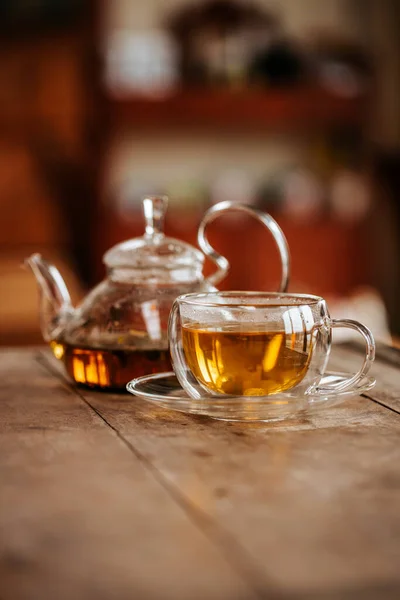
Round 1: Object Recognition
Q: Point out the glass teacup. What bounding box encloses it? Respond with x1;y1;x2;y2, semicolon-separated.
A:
168;292;375;399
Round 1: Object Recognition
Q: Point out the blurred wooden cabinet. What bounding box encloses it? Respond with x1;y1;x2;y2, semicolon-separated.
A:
95;87;371;297
95;204;368;299
0;6;101;344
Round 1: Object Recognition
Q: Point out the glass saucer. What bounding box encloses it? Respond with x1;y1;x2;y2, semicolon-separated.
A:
126;371;376;422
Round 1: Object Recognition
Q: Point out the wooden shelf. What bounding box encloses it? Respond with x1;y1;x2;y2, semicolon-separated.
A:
110;87;367;132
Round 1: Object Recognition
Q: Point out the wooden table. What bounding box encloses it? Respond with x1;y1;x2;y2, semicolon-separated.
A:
1;345;400;600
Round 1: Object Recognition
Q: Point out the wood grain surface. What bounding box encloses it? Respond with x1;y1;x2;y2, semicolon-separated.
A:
1;346;400;600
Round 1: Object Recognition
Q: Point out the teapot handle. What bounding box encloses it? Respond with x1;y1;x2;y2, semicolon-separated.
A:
197;201;290;291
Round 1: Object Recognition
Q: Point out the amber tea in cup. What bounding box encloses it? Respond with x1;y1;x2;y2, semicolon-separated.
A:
169;292;375;400
182;325;311;395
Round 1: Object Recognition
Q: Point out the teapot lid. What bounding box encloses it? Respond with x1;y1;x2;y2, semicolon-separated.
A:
104;196;204;271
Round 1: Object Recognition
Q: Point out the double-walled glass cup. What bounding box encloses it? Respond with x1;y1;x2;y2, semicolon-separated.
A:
169;292;375;401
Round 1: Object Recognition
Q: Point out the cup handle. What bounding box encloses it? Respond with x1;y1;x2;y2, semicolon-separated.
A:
313;319;375;394
197;201;290;291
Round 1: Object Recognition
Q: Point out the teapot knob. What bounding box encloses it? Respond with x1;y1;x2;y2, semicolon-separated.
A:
198;201;290;291
143;195;168;237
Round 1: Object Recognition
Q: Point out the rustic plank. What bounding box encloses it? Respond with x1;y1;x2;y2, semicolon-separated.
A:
369;343;400;369
37;347;400;599
4;346;400;600
328;343;400;415
0;349;257;600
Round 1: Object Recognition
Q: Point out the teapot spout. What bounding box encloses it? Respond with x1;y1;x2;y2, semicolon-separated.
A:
25;253;73;342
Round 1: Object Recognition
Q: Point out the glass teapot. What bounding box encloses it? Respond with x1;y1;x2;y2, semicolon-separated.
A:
26;196;290;390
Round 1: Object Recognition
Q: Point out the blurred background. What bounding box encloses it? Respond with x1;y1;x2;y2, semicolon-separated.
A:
0;0;399;347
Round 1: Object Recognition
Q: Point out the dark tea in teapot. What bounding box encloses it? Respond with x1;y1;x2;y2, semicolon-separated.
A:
51;342;171;390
